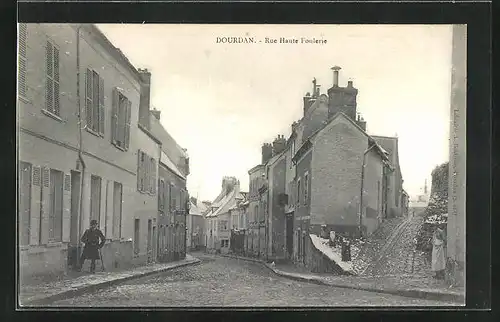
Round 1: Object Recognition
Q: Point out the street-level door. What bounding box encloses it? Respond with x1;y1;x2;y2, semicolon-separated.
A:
286;213;294;260
147;219;152;262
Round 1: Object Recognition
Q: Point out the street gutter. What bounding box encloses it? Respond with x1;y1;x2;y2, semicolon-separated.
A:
217;253;464;304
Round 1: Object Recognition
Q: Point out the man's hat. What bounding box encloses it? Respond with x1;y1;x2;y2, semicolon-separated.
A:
90;220;98;226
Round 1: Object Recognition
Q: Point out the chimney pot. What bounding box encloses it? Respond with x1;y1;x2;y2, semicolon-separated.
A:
331;66;341;87
347;80;353;88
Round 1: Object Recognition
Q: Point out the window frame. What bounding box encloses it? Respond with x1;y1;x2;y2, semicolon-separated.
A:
85;68;105;136
112;88;132;150
48;169;64;243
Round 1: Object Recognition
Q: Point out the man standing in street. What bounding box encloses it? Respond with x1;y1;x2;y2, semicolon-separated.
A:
79;220;106;274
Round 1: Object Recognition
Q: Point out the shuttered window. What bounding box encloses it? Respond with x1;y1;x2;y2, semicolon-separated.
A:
304;173;309;205
113;182;123;239
90;175;102;225
158;179;165;212
19;161;31;246
45;41;60;116
137;150;156;195
85;68;105;135
49;169;63;242
112;88;131;150
18;24;27;98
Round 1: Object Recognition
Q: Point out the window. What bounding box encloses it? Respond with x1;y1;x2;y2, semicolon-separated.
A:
90;175;101;225
149;157;156;195
45;41;60;116
297;178;301;205
112;89;131;150
253;205;258;223
113;182;123;239
49;169;63;242
85;68;105;135
171;184;177;211
158;178;165;212
134;218;140;255
19;161;31;246
18;24;27;98
304;172;309;205
218;220;228;231
137;150;156;195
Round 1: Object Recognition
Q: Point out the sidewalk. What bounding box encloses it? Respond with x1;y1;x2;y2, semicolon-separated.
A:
218;253;464;304
19;254;201;307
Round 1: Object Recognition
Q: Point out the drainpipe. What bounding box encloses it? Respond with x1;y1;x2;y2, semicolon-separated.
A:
75;25;86;269
359;144;376;238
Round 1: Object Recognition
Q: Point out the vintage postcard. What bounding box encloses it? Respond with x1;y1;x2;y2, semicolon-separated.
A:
17;23;466;308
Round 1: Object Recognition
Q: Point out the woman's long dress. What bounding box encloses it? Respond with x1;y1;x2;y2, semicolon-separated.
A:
431;233;446;272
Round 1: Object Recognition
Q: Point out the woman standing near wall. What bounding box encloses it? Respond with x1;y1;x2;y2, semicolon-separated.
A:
431;224;446;279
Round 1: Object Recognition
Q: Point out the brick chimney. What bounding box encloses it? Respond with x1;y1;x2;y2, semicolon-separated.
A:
222;176;240;195
327;66;358;121
356;114;367;131
262;143;273;164
151;108;161;120
138;68;152;130
303;92;314;116
272;135;287;156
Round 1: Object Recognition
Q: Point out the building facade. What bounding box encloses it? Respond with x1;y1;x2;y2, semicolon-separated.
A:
205;177;240;253
17;24;165;278
243;67;403;271
187;197;207;251
246;165;267;258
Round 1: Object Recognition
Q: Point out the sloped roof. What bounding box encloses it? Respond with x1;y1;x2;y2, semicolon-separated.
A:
190;200;208;216
293;112;390;164
206;189;238;218
160;150;186;180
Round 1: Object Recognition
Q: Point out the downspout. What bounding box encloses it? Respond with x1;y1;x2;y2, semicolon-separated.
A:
75;25;86;269
359;144;376;238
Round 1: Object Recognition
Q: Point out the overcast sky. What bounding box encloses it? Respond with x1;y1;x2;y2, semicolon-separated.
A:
97;24;453;202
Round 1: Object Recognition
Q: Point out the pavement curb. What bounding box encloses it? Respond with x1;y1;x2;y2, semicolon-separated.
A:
217;253;464;304
21;258;202;307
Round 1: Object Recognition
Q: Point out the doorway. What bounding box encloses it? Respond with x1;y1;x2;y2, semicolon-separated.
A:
285;213;294;260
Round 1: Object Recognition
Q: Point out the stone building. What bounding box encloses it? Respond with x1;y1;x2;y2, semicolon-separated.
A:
246;66;404;272
150;109;190;263
205;177;241;254
17;24;163;278
246;164;267;258
187;197;208;251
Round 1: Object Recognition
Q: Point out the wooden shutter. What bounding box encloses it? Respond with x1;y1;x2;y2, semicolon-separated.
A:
98;75;105;135
137;150;142;191
18;24;27;98
158;178;164;211
111;88;119;144
31;166;41;245
40;167;50;245
92;71;99;132
62;173;71;242
45;42;54;113
151;158;157;195
85;68;93;128
125;99;131;150
53;47;60;116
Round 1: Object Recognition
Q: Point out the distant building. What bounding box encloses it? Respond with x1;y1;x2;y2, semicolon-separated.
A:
205;177;241;254
187;197;208;251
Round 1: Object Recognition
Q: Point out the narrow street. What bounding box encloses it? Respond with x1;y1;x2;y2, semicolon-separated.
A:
51;254;451;307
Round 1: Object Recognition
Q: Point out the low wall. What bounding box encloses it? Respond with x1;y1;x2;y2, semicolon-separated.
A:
303;235;347;275
19;244;68;281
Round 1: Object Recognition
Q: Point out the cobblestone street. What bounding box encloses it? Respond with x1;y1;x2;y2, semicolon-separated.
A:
51;254;451;307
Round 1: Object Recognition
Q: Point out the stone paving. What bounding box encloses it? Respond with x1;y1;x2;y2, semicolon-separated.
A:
19;254;200;306
49;254;456;307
